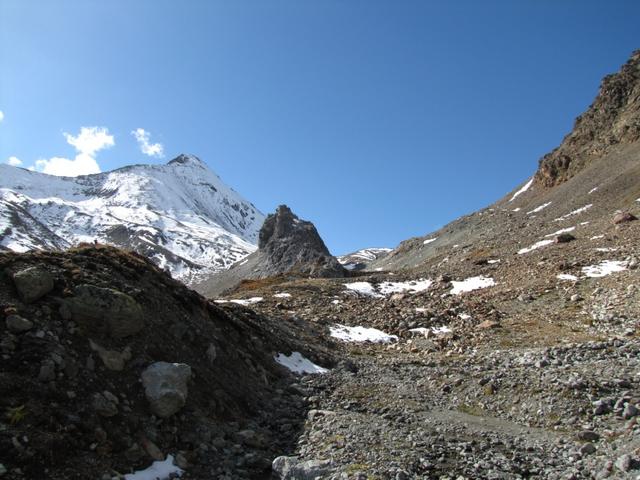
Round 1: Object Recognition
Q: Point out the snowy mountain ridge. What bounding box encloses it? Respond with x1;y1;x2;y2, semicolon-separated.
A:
0;154;265;284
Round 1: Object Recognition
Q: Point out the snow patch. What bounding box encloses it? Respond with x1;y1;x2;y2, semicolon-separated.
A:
487;259;500;264
273;292;292;298
344;282;381;297
557;274;578;281
582;260;627;278
527;202;551;215
344;279;432;297
330;324;398;343
554;204;592;222
544;226;575;238
274;352;328;374
450;276;495;295
517;239;554;255
423;237;437;245
510;178;533;202
588;187;599;194
229;297;263;306
124;455;183;480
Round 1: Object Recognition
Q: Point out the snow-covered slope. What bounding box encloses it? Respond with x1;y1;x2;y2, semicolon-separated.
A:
0;154;265;284
337;248;392;271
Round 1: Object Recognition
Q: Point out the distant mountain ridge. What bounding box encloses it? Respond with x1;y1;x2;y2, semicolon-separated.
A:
0;154;265;284
337;248;391;271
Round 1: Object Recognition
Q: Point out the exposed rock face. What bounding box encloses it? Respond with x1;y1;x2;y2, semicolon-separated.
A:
141;361;192;418
257;205;346;278
62;284;144;338
196;205;346;297
536;50;640;187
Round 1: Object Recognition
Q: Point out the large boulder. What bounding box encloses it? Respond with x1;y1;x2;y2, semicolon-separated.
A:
614;211;638;224
141;362;192;418
11;267;54;303
62;284;144;338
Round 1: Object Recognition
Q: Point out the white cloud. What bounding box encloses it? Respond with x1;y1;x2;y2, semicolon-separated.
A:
35;154;101;177
131;128;164;157
33;126;114;177
6;156;22;167
0;111;4;122
64;126;115;156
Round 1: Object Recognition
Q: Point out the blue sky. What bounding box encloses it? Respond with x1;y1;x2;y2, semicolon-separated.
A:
1;1;639;254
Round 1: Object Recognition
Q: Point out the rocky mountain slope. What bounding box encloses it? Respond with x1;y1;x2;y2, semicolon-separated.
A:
201;50;640;479
0;154;265;285
0;245;333;479
372;50;640;274
196;205;346;297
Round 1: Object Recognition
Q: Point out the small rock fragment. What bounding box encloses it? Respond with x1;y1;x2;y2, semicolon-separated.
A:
5;315;33;333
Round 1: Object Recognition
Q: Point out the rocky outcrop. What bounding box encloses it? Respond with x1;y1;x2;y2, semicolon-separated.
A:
256;205;346;278
196;205;346;297
535;50;640;187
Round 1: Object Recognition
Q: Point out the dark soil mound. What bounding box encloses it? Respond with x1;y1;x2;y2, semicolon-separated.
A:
0;245;331;479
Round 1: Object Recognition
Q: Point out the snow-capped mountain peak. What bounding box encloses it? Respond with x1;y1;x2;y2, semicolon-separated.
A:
0;155;265;285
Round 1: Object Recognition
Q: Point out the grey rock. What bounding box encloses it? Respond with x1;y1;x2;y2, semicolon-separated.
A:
89;339;131;371
38;361;56;382
615;454;633;472
63;284;144;338
623;403;639;419
12;267;54;303
580;443;596;456
576;430;599;442
141;362;191;418
92;392;118;417
5;315;33;333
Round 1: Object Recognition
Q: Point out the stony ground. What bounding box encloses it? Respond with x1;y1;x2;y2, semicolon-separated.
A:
218;216;640;479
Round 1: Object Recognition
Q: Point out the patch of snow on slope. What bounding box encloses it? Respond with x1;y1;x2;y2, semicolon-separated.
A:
589;187;599;194
345;279;432;297
557;274;578;281
229;297;263;306
344;282;382;297
527;202;551;215
450;276;495;295
330;324;398;343
378;279;432;295
518;239;554;255
273;292;291;298
510;178;533;202
124;455;183;480
423;237;437;245
554;204;593;222
545;226;576;237
582;260;627;278
274;352;328;374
